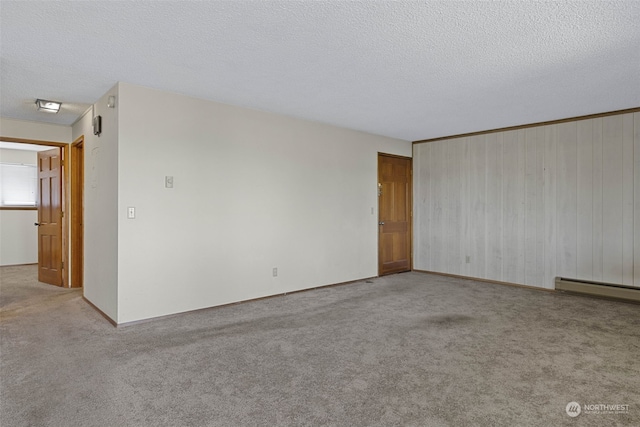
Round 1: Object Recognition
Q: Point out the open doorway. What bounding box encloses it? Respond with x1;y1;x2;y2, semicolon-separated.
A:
0;136;82;288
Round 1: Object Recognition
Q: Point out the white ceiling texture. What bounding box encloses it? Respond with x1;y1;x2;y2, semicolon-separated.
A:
1;1;638;141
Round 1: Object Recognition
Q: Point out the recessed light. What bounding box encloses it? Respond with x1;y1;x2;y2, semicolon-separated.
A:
35;99;61;113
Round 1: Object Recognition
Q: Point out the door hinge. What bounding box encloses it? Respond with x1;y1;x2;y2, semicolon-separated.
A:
61;261;64;270
61;211;64;218
61;160;64;167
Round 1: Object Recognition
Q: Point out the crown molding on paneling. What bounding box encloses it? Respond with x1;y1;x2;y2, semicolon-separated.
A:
413;107;640;145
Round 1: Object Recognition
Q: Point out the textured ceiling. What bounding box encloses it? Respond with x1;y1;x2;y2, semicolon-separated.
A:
1;1;639;141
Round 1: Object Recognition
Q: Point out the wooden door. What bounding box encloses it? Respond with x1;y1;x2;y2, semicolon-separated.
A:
378;154;412;275
37;148;63;286
71;138;84;287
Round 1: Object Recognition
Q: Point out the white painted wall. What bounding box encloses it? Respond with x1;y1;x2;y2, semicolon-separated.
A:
0;117;71;142
0;148;44;163
115;83;411;323
0;210;38;266
71;86;119;320
0;148;38;265
414;112;640;289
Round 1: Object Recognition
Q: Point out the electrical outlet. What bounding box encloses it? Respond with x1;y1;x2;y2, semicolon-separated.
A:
165;176;174;188
272;267;278;277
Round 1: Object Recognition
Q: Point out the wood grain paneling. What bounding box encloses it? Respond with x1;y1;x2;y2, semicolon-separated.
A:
447;138;463;275
634;113;640;287
502;130;521;283
622;114;634;285
468;135;486;279
576;119;593;280
592;118;604;281
524;127;542;287
413;111;639;289
602;115;623;283
430;142;445;272
484;132;502;282
543;125;557;288
556;122;577;279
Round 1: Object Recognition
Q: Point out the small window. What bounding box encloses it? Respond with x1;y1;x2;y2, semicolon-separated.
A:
0;163;38;207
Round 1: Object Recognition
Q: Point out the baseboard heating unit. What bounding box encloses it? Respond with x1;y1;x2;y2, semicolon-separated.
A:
555;277;640;304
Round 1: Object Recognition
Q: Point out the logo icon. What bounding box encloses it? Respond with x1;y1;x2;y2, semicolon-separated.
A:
566;401;581;417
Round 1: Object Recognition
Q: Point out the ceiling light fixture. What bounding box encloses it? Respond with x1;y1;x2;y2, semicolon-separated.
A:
35;99;61;113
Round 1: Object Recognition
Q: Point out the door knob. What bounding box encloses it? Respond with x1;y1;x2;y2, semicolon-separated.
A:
379;221;385;225
34;222;42;226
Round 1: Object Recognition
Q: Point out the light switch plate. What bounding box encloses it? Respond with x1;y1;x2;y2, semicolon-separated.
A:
127;207;135;219
165;176;174;188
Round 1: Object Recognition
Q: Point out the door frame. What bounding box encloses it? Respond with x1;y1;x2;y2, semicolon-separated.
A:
1;136;72;287
377;152;413;276
70;136;84;288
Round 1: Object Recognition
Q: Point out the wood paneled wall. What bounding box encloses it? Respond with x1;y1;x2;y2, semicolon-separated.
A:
413;111;640;289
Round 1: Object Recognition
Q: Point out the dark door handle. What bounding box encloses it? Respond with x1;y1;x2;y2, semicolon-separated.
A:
34;222;42;226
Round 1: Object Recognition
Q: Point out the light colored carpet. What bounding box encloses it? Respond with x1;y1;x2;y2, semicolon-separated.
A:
1;264;639;426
